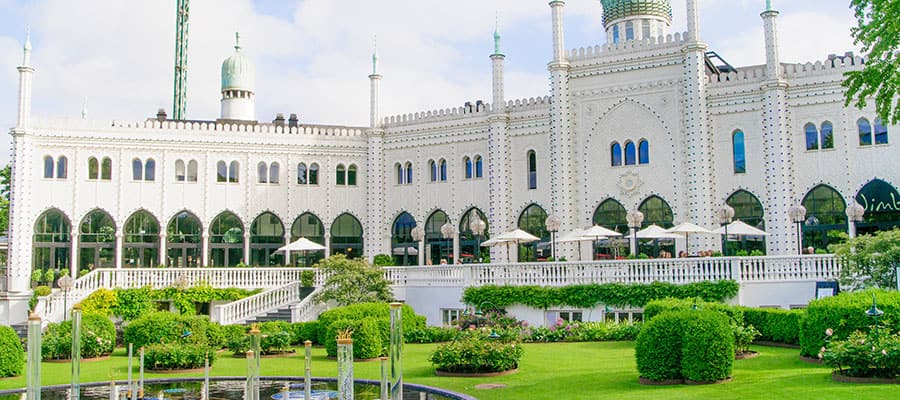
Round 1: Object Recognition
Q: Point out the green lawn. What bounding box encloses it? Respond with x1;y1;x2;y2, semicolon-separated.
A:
0;342;894;399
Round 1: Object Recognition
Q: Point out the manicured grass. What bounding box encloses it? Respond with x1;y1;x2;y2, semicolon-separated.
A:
0;342;894;399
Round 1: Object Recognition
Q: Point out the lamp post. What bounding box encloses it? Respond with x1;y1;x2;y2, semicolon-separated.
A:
626;210;644;257
866;293;884;333
57;274;74;321
716;205;735;256
845;202;865;239
545;214;561;261
410;226;424;266
440;222;456;263
469;216;486;263
788;205;807;255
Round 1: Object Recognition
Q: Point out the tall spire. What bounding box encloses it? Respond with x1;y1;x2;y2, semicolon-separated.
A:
766;0;773;11
493;13;501;55
371;36;379;75
234;31;241;51
22;26;31;66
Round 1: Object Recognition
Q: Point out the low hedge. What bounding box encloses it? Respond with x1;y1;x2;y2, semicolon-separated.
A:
123;312;224;350
430;337;524;373
0;326;24;378
681;310;734;382
644;298;744;325
316;303;426;345
42;314;116;360
226;322;294;356
292;321;320;345
324;318;383;359
405;326;459;344
635;311;687;381
81;286;261;320
143;343;216;370
741;307;803;345
800;289;900;357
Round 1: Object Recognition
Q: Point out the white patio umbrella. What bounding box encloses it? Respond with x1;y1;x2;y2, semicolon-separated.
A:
712;220;768;237
636;225;681;239
277;237;326;267
484;229;541;262
392;246;419;256
558;229;588;261
667;222;714;254
579;225;623;260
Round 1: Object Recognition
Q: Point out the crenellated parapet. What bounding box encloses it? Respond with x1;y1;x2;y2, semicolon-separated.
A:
382;104;492;128
28;117;369;138
708;54;864;88
568;32;688;63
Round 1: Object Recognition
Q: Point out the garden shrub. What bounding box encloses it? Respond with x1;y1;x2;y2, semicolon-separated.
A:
292;321;319;345
113;287;155;320
223;324;248;354
644;298;744;325
143;343;216;370
733;324;761;354
823;328;900;378
81;288;117;317
227;322;294;355
741;307;804;345
405;326;458;343
635;311;688;381
78;286;261;320
681;310;734;382
0;326;24;378
324;318;383;359
123;312;224;350
41;314;116;360
33;285;52;297
800;289;900;357
316;303;425;345
430;337;524;373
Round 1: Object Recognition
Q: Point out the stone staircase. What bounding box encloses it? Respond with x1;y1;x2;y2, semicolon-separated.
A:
244;306;294;324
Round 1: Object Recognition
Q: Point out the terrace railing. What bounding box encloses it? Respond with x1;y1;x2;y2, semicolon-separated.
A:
214;282;320;325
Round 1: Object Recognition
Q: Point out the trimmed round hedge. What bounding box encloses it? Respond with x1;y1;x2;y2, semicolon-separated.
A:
143;343;216;370
635;310;687;381
42;313;116;360
800;290;900;357
123;312;224;350
324;318;383;359
430;337;524;373
681;310;734;382
316;303;425;345
0;325;24;377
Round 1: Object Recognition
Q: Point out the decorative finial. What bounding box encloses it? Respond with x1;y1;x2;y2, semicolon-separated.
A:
22;26;32;66
24;26;31;51
81;97;88;119
234;32;241;51
493;12;501;55
372;35;378;75
766;0;773;11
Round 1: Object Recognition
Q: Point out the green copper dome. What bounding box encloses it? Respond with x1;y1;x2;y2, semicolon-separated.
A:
221;33;255;92
600;0;673;28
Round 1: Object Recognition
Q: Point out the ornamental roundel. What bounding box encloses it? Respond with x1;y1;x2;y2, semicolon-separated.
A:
618;171;643;197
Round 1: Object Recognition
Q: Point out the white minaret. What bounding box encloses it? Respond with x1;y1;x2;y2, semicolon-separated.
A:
365;40;387;261
547;0;575;259
487;19;512;263
16;28;34;129
220;32;256;122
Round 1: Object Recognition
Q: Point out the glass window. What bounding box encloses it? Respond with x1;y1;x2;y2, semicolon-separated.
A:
441;309;465;327
175;160;186;182
43;156;53;178
805;123;819;150
641;20;650;39
858;118;872;146
250;212;285;266
464;157;472;179
33;209;71;274
396;163;403;185
726;190;766;233
527;151;537;189
270;162;280;184
425;210;452;265
330;213;364;259
625;21;634;40
820;122;834;149
475;155;483;178
187;160;198;182
439;159;447;181
257;162;268;184
217;161;227;182
802;185;847;251
638;196;674;228
593;199;628;235
459;208;489;263
517;204;549;261
733;130;746;174
166;211;202;268
347;164;357;186
209;212;244;267
611;143;622;166
612;25;620;44
855;179;900;233
406;162;413;184
144;159;155;181
638;140;649;164
79;209;116;269
124;210;159;268
88;157;99;180
101;157;112;180
624;142;636;165
391;212;418;266
875;118;889;144
429;160;437;182
298;163;308;185
290;212;326;267
336;164;346;186
309;163;319;185
228;161;239;183
132;159;143;181
56;156;67;179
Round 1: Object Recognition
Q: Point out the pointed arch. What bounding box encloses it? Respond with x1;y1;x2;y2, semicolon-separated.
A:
460;207;489;263
331;213;363;259
88;157;99;180
637;195;674;228
391;211;418;266
732;130;746;174
33;208;72;275
725;189;767;255
610;142;622;167
858;118;873;146
801;184;847;251
290;212;326;266
124;210;160;267
79;209;116;269
805;123;819;150
43;156;54;178
250;212;285;266
101;157;112;180
593;198;628;235
167;210;202;267
425;210;451;264
209;211;244;267
855;179;900;233
624;141;636;165
517;204;549;262
56;156;67;179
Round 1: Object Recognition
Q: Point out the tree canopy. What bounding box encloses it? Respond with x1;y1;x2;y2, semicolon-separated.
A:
843;0;900;124
312;254;393;306
831;228;900;290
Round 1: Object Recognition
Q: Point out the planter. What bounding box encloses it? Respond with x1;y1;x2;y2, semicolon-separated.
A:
735;351;759;360
638;377;684;386
435;368;518;378
832;371;900;384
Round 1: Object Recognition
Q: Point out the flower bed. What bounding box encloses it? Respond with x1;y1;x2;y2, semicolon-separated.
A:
430;337;523;375
823;327;900;380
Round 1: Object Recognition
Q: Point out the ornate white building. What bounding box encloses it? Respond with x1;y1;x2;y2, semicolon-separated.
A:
4;1;899;320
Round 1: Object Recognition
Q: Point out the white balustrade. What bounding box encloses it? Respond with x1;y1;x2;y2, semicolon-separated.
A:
215;282;316;325
290;288;326;322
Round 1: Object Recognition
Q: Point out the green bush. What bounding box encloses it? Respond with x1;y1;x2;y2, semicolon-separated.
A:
430;337;524;373
113;287;154;320
324;318;383;359
373;254;395;266
222;325;248;354
644;298;744;325
405;326;459;343
741;307;804;345
0;326;24;378
41;314;116;360
123;312;224;350
300;270;315;288
143;343;216;370
800;290;900;357
81;288;117;317
78;286;261;320
681;310;734;382
292;321;319;345
316;303;425;345
33;285;52;297
733;324;761;354
635;311;688;381
823;328;900;378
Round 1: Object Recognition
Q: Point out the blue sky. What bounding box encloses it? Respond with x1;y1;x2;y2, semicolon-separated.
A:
0;1;859;166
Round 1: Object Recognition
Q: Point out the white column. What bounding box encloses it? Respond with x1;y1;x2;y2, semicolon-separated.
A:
488;28;511;263
452;233;460;263
201;232;209;267
159;233;167;266
16;33;33;129
115;232;123;269
243;232;251;266
417;240;425;266
548;0;575;259
70;232;79;278
324;234;331;258
685;0;701;41
629;228;637;256
284;233;292;266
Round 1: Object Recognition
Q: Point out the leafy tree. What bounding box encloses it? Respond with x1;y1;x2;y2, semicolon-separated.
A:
0;164;9;232
313;254;393;306
843;0;900;124
372;254;395;266
831;228;900;290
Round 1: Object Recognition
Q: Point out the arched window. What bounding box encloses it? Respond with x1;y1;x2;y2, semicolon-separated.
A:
217;161;227;182
475;155;483;178
802;185;847;251
641;20;651;39
269;162;280;184
257;162;268;184
175;160;186;182
144;159;155;181
464;157;472;179
805;123;819;150
309;163;319;185
820;122;834;149
612;25;620;44
459;208;489;263
732;130;746;174
250;212;285;266
638;140;650;164
187;160;198;182
624;141;636;165
228;161;239;183
331;213;363;259
210;211;244;267
396;163;404;185
56;156;67;179
517;204;549;262
166;211;202;267
611;142;622;166
88;157;99;180
855;179;900;234
132;159;143;181
726;190;767;254
858;118;873;146
429;160;437;182
439;159;447;181
43;156;54;178
124;210;159;268
336;164;346;186
290;213;325;266
101;157;112;180
875;118;889;144
625;21;634;40
391;212;418;266
638;196;674;228
347;164;357;186
79;209;116;270
405;162;413;184
527;150;537;189
298;163;308;184
425;210;451;265
33;209;71;275
593;199;628;235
